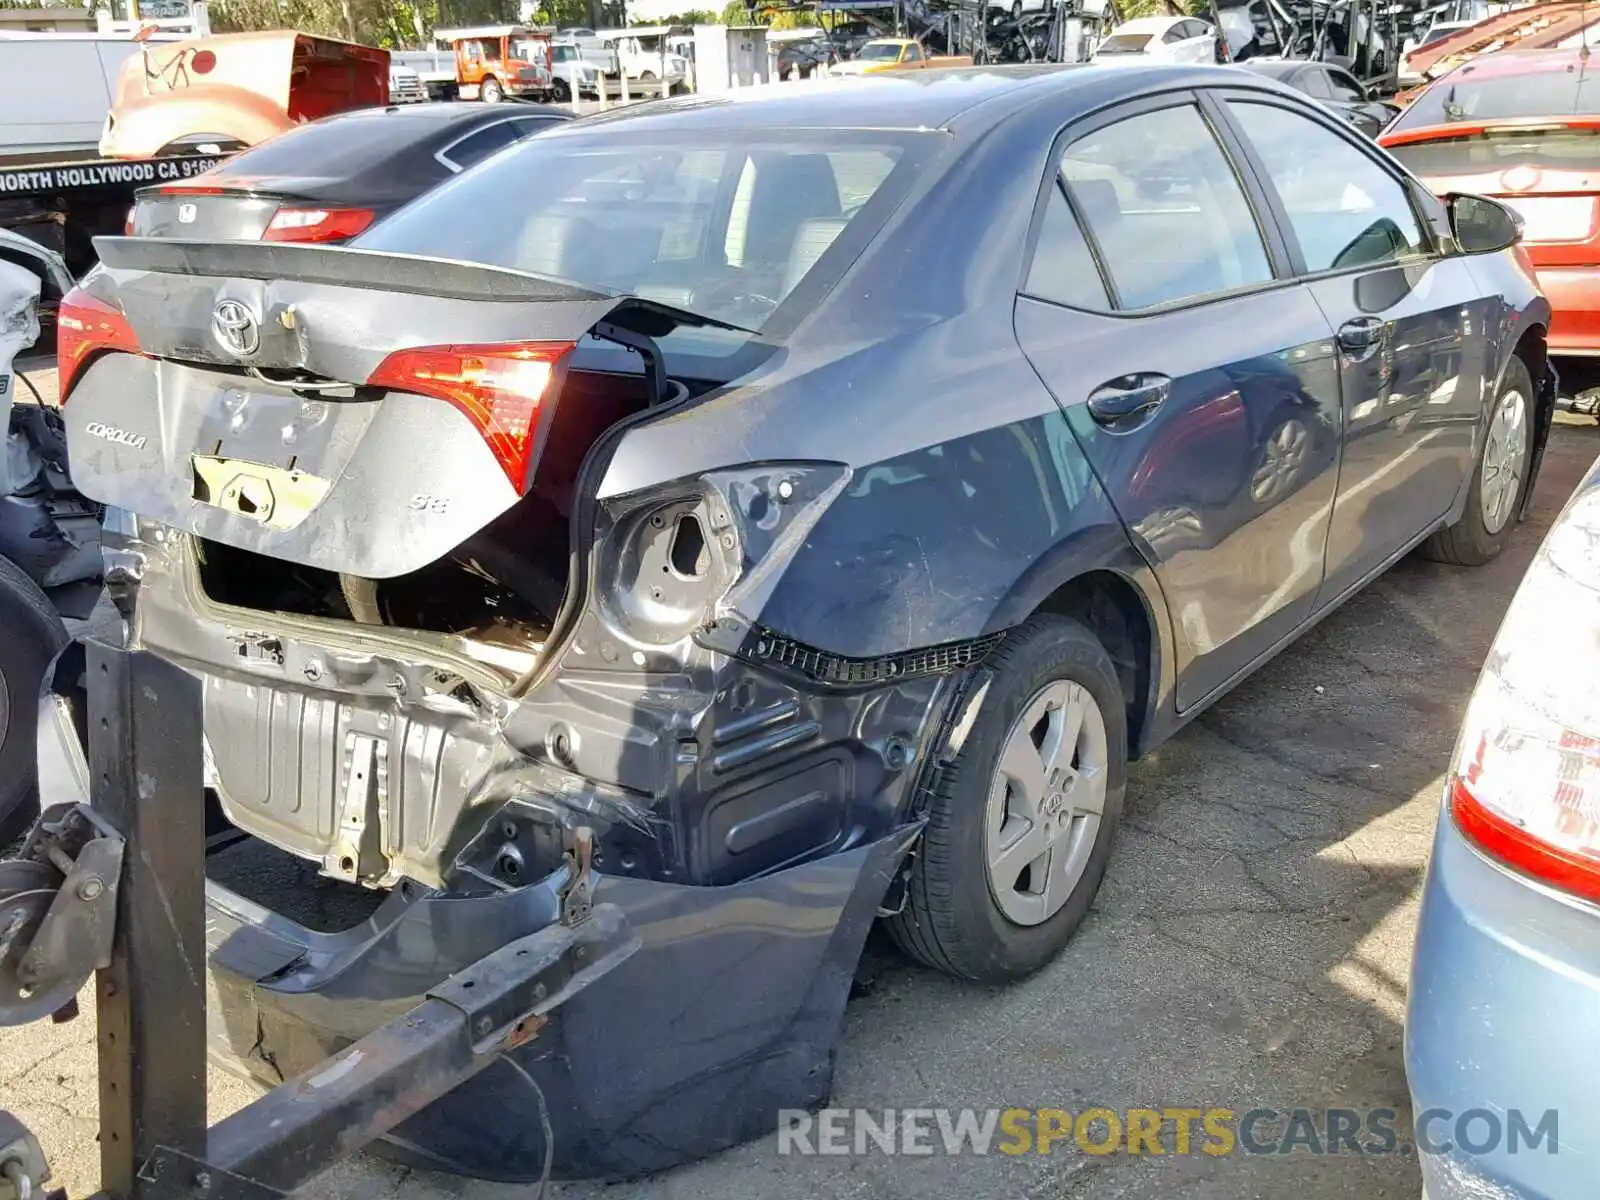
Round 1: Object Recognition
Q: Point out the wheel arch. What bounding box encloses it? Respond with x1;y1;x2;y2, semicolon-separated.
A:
1030;567;1167;758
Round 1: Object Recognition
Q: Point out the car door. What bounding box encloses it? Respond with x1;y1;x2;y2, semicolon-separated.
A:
1012;94;1346;710
1217;94;1495;599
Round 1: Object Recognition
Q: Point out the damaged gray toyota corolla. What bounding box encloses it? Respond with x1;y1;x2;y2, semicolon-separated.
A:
44;64;1554;1180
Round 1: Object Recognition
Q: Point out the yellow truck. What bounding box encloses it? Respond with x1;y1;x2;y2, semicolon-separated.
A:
827;37;973;76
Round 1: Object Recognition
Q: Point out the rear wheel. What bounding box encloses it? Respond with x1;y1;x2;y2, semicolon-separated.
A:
0;557;68;846
886;615;1127;981
481;76;504;103
1422;356;1535;566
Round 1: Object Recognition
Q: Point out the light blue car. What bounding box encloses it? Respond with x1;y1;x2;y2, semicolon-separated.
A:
1407;450;1600;1199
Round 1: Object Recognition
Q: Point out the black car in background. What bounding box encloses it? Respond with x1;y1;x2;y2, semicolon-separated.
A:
1237;59;1399;136
129;102;570;244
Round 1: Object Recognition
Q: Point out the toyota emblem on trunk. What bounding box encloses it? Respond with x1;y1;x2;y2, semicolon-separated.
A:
212;300;260;358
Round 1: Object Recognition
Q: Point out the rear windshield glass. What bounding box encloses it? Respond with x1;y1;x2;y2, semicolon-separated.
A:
207;114;430;179
356;129;924;334
1096;33;1153;53
1391;64;1600;130
1388;126;1600;177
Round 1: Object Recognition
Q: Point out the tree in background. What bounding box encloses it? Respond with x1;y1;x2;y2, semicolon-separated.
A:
210;0;517;45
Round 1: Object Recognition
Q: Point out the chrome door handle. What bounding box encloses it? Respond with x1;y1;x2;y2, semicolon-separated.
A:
1338;317;1388;361
1086;373;1171;427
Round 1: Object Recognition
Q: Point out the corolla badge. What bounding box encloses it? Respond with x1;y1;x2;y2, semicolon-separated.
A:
211;299;260;358
85;422;148;450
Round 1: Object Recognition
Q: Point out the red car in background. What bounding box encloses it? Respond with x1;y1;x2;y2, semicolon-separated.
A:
1380;48;1600;380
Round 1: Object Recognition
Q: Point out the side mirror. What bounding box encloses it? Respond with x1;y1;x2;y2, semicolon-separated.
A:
1447;193;1522;254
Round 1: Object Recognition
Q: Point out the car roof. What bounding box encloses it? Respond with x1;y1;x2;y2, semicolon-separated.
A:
1437;43;1591;81
1112;15;1186;33
1237;59;1311;79
548;63;1257;137
312;102;539;128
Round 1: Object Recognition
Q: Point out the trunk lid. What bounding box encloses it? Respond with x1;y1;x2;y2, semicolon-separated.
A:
131;190;285;241
65;237;663;579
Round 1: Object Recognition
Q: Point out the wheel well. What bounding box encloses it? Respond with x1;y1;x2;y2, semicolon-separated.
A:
1513;323;1548;392
1035;570;1154;753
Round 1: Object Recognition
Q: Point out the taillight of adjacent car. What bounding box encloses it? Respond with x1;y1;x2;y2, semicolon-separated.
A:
55;286;141;402
1450;485;1600;904
366;341;575;488
262;207;377;243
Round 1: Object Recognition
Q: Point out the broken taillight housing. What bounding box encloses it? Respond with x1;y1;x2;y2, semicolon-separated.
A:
262;206;376;243
56;286;141;402
1450;482;1600;904
366;341;574;488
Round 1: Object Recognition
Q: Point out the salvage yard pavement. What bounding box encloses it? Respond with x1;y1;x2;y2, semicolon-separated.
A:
5;355;1598;1199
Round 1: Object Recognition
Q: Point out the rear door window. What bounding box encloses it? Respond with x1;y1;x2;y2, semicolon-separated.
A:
1298;68;1333;99
1228;100;1427;272
438;121;524;171
1059;103;1273;309
1023;181;1110;309
1326;68;1365;101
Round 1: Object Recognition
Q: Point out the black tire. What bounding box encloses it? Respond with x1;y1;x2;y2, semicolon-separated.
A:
886;615;1127;981
551;78;572;103
481;76;504;103
0;556;68;846
1422;356;1536;567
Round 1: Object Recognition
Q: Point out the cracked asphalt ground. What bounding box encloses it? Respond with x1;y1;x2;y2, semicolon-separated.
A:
4;352;1598;1198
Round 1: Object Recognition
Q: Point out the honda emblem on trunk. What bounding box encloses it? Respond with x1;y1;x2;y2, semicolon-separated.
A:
177;202;198;224
212;300;260;358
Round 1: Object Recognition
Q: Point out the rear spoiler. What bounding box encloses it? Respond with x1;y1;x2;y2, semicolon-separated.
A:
91;237;618;305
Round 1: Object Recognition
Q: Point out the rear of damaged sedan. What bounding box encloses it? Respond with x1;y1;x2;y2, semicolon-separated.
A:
52;83;1099;1179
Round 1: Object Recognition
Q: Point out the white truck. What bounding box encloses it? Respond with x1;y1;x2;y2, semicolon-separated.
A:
0;34;228;282
596;27;690;91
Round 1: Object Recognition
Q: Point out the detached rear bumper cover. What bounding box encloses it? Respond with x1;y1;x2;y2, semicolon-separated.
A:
40;654;925;1179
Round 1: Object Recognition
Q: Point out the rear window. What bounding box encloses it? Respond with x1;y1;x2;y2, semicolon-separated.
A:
1387;125;1600;177
356;130;925;334
1391;64;1600;131
206;113;433;179
1096;33;1153;54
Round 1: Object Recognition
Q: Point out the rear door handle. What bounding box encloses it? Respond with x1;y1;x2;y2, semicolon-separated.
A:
1337;317;1388;360
1086;373;1171;426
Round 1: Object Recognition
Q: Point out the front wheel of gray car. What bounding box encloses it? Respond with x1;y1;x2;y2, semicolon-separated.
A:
1422;356;1536;567
887;615;1127;982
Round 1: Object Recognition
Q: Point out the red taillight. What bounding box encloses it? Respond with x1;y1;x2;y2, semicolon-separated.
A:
366;342;573;488
262;207;376;244
1447;486;1600;904
1453;774;1600;906
56;287;141;402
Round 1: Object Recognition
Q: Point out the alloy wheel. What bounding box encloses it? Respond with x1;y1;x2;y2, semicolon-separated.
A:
1480;387;1528;535
984;679;1109;926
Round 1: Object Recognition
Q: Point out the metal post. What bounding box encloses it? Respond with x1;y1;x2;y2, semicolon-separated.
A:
659;44;670;97
89;643;207;1200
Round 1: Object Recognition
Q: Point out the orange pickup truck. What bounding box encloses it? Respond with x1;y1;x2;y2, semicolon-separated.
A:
826;38;973;76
